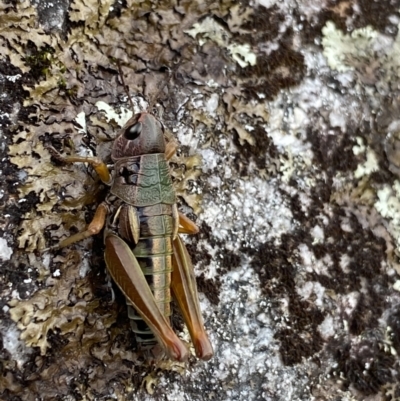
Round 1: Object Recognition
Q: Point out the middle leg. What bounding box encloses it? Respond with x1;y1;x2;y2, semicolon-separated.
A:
44;202;108;251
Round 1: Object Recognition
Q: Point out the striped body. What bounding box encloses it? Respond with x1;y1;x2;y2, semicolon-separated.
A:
126;204;174;345
107;152;177;346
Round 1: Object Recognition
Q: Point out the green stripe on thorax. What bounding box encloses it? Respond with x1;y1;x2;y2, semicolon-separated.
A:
111;154;176;207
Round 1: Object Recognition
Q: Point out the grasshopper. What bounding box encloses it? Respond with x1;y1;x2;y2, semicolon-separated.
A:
47;111;213;362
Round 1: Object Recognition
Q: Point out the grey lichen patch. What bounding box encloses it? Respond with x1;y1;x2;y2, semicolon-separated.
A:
223;90;269;146
0;1;57;74
320;20;400;274
8;252;98;355
8;122;96;252
169;153;203;215
185;15;257;68
322;22;380;74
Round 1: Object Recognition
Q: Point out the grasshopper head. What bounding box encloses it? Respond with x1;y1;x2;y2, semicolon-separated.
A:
112;112;165;160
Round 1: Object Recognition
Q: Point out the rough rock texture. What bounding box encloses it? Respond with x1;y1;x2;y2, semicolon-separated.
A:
1;0;400;400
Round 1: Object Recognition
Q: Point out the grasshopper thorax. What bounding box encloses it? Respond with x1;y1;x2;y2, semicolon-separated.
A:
112;112;165;160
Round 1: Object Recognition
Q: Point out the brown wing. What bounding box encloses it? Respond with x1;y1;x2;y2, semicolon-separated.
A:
104;233;188;362
171;235;213;361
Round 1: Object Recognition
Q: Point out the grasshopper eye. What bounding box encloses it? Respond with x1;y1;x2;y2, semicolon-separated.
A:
124;122;142;140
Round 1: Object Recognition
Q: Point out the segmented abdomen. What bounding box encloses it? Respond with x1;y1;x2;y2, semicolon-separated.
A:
122;203;174;346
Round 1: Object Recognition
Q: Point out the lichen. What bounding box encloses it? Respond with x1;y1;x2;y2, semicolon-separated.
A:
4;0;400;400
185;16;257;68
9;252;101;354
322;21;379;73
3;0;244;397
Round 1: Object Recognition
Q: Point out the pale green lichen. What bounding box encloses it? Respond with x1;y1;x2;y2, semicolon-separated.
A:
95;101;133;126
354;148;379;179
322;19;400;84
185;16;257;68
352;136;366;156
375;180;400;251
185;17;227;47
228;43;257;68
322;21;379;73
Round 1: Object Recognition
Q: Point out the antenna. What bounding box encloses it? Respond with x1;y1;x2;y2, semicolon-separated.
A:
116;60;135;112
147;68;172;115
116;51;183;115
148;49;185;114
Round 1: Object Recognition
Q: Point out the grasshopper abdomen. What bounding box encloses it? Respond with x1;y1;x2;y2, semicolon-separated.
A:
111;200;176;347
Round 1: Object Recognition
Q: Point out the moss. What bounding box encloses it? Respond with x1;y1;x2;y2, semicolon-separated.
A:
275;328;323;366
23;44;56;81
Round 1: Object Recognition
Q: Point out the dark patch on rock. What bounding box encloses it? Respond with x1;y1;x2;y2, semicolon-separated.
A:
6;192;40;227
239;44;306;102
369;167;393;185
355;0;400;35
185;222;238;305
0;62;30;114
243;234;325;365
107;0;128;21
306;127;359;175
387;306;400;355
232;123;278;176
46;328;70;354
23;43;57;82
197;273;220;305
347;293;385;336
288;193;307;223
215;4;307;102
307;209;388;294
275;327;323;366
239;5;284;45
3;260;38;299
219;249;241;275
185;222;213;266
245;234;299;296
329;338;397;395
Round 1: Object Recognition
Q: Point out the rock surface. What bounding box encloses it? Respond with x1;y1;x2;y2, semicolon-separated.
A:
1;1;400;400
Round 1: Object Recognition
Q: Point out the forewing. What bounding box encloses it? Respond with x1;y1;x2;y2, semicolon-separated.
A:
104;233;188;361
171;235;213;360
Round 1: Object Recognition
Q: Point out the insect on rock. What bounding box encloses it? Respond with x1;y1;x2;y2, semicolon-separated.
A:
46;100;213;362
